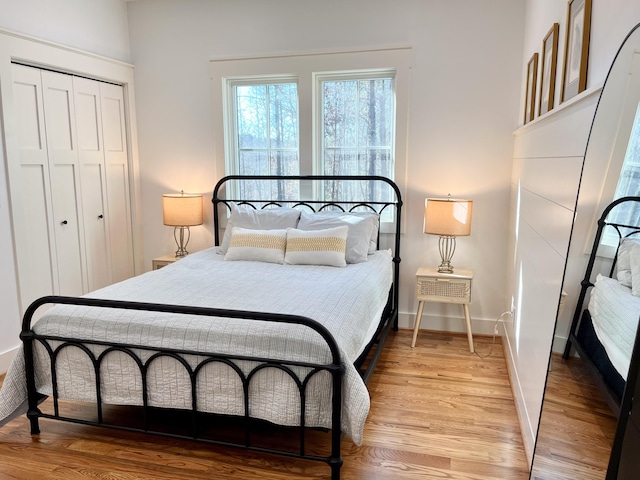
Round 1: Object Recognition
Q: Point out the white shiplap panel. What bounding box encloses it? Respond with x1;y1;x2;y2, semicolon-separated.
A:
519;188;575;260
518;156;584;211
505;226;566;459
513;94;598;160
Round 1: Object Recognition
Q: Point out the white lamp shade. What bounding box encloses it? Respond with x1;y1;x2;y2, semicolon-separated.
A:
162;193;203;227
424;197;473;236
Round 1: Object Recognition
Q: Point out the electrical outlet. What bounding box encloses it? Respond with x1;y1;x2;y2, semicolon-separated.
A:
494;324;499;335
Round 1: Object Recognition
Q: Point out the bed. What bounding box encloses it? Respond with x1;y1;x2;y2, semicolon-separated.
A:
563;196;640;416
0;174;402;479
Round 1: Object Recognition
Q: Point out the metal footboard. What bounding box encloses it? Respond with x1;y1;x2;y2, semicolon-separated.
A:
21;296;346;479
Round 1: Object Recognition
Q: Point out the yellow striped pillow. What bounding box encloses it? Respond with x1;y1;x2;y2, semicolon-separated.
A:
285;226;348;267
224;227;287;264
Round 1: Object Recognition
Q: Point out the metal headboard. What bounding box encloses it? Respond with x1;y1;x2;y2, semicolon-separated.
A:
212;174;403;322
589;196;640;283
564;196;640;364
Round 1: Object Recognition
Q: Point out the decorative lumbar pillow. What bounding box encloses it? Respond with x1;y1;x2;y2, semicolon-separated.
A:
219;203;301;254
285;226;348;267
617;238;640;287
224;227;287;264
297;211;375;263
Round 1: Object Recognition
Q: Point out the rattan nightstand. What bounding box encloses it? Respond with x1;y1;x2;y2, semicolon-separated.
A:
152;253;179;270
411;267;474;352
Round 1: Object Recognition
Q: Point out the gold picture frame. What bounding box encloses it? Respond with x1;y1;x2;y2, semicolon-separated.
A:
560;0;592;103
539;23;559;116
524;52;538;124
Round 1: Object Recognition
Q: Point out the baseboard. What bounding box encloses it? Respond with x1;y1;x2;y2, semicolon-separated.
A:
398;311;502;336
502;330;535;466
0;345;19;375
552;334;567;353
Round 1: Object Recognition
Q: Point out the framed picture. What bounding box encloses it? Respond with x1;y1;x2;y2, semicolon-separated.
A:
561;0;592;103
524;52;538;124
539;23;559;116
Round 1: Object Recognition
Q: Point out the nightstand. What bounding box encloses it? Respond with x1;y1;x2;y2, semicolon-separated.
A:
152;253;179;270
411;267;474;353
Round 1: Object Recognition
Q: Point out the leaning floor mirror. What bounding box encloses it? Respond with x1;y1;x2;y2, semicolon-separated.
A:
530;22;640;480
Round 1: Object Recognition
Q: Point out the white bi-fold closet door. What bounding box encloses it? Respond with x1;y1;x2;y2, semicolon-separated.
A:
9;63;134;311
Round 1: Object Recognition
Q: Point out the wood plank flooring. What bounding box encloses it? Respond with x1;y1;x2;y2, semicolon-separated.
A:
0;330;530;479
530;353;617;480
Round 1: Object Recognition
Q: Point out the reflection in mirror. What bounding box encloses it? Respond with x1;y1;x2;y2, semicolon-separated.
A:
530;23;640;480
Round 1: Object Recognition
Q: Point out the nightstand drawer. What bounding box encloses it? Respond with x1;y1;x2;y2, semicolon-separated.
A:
416;276;471;304
152;253;179;270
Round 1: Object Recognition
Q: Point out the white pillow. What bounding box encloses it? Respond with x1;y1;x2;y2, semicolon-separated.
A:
297;211;375;263
629;240;640;296
219;203;301;254
224;227;287;264
285;226;348;267
350;211;380;253
617;238;640;287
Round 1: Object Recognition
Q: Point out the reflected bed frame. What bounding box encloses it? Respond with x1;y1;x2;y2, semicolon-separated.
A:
20;175;402;480
563;196;640;416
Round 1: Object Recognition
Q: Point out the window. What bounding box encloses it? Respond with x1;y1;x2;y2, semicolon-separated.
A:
319;74;394;209
602;100;640;247
230;80;300;200
589;51;640;255
211;48;410;226
610;102;640;221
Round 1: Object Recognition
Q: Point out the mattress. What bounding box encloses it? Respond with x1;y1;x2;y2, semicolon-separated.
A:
0;248;393;444
588;274;640;377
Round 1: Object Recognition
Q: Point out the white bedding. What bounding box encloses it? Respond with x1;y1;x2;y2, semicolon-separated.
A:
588;274;640;377
0;248;393;444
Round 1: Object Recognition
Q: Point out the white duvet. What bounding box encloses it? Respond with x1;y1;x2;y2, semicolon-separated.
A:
588;274;640;378
0;248;393;444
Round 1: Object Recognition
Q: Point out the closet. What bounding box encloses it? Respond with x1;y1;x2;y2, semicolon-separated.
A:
8;63;134;312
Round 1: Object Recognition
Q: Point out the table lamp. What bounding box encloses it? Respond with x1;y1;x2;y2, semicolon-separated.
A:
162;191;203;257
424;195;473;273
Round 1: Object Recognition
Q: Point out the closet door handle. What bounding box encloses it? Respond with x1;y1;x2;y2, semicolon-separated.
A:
98;214;104;219
61;220;68;225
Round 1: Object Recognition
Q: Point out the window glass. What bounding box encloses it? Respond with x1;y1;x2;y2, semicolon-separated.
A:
232;82;299;200
604;101;640;242
320;76;395;214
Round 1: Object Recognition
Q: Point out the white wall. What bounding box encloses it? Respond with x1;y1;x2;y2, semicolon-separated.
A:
506;0;640;464
0;0;131;63
127;0;525;335
0;0;132;373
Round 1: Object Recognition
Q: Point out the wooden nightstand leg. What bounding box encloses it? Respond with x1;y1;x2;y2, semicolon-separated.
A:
463;303;474;353
411;301;425;348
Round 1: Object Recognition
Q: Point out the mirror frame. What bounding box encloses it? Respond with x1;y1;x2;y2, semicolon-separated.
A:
530;21;640;479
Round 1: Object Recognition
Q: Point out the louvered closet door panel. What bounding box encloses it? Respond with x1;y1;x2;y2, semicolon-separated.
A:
73;77;111;291
10;64;58;307
100;83;134;283
41;71;87;296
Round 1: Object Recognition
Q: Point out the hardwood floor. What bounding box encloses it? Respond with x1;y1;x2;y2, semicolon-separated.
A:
0;330;530;479
530;353;617;480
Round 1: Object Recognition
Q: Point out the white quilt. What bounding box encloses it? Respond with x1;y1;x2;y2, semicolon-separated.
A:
0;248;393;444
588;274;640;378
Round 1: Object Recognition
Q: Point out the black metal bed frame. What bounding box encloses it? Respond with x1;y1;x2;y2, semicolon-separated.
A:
20;175;402;479
563;196;640;416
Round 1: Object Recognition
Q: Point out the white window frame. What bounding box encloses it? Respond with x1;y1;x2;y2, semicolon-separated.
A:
210;47;411;228
313;69;397;178
224;75;300;178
